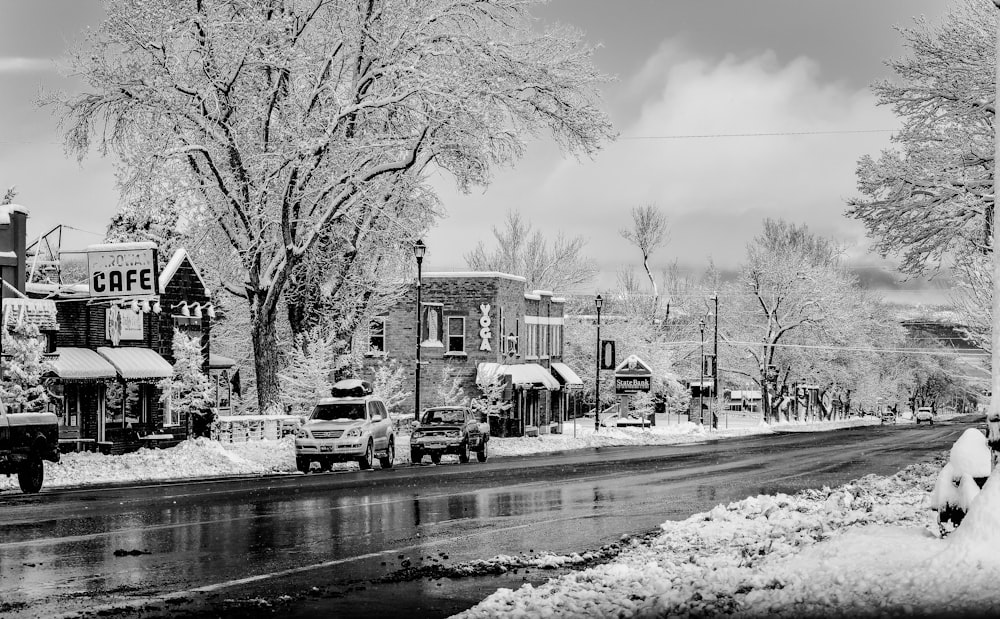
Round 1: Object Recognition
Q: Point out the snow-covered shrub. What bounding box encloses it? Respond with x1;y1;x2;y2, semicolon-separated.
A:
472;373;511;419
0;320;53;411
371;359;411;414
277;328;336;415
930;428;993;536
434;366;468;407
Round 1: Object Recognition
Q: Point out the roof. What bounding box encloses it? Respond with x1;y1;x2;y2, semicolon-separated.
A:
49;348;117;381
550;362;584;387
96;347;174;381
423;271;526;282
158;247;211;295
209;353;237;369
0;204;28;225
477;362;560;390
2;298;59;330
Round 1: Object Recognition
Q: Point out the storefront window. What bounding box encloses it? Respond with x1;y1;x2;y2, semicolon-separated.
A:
368;317;386;353
105;382;150;427
447;316;465;352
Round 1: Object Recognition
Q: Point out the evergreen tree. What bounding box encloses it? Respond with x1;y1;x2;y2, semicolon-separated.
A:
1;321;53;411
159;329;212;427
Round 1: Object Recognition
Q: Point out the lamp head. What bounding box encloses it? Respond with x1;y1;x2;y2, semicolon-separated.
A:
191;302;203;319
179;301;190;317
413;239;426;261
595;294;603;310
205;303;216;319
152;300;162;314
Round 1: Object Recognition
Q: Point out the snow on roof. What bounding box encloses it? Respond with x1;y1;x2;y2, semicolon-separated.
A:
423;271;526;282
0;204;28;225
158;247;210;295
86;241;158;252
26;282;91;297
524;293;541;300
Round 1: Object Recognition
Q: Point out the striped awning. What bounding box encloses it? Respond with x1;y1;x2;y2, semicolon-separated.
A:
96;347;173;381
49;348;118;381
550;362;584;388
477;362;560;390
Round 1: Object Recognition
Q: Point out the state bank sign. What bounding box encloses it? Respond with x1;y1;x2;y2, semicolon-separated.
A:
86;242;159;298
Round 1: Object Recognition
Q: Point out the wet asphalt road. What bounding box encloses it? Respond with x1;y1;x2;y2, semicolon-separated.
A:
0;417;980;618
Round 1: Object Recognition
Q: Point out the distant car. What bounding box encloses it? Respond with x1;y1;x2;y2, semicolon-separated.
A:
410;406;488;465
294;380;395;472
915;407;935;425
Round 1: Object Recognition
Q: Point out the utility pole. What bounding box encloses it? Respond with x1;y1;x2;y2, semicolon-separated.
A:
990;2;1000;463
712;293;720;430
594;294;603;433
699;318;705;426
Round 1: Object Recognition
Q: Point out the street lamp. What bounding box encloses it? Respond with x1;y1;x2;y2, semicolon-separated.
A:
699;318;706;426
594;294;603;433
413;239;426;421
711;293;719;430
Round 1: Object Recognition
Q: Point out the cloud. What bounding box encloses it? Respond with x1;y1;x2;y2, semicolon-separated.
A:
0;57;56;73
429;41;902;291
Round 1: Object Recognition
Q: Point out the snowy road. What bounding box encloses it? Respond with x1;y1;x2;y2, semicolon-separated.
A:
0;417;978;618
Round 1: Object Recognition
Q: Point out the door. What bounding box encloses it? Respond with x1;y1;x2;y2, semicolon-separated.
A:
369;401;388;450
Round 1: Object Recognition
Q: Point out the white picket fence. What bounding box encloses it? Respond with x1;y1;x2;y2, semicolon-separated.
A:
211;415;303;443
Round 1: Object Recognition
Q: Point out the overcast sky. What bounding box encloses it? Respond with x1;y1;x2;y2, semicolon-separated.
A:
0;0;952;301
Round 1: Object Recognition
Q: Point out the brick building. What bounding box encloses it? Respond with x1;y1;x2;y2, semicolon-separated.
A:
360;272;584;437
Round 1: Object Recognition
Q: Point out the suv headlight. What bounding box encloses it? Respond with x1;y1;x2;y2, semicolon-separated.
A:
445;430;461;438
295;428;310;439
411;430;423;439
345;428;362;437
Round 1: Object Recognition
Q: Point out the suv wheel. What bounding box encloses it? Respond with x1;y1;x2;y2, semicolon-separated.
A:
379;439;395;469
476;440;488;463
296;456;312;473
358;440;374;470
410;447;422;464
18;458;44;494
458;441;470;463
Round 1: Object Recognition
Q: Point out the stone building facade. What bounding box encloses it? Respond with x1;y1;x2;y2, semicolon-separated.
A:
360;272;584;437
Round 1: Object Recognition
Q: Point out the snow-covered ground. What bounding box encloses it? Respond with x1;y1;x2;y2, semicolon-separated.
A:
0;415;882;491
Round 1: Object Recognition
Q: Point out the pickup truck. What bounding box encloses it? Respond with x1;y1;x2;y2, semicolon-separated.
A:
0;397;60;493
410;406;489;465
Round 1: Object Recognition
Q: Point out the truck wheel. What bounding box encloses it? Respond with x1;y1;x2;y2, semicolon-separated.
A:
410;448;422;464
296;457;312;473
358;440;374;470
430;453;442;465
18;458;44;494
476;441;488;463
379;439;395;469
458;441;470;463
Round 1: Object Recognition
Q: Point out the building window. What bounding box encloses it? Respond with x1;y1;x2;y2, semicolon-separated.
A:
369;316;386;353
65;384;80;427
498;307;506;354
554;324;563;357
163;392;174;426
447;316;466;353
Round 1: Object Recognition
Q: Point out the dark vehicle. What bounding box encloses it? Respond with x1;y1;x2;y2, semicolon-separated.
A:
410;406;489;465
0;397;60;493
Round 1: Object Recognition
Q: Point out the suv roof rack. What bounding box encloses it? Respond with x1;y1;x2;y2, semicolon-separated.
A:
330;379;373;398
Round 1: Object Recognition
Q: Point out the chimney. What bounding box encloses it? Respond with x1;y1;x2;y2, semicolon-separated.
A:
0;204;28;298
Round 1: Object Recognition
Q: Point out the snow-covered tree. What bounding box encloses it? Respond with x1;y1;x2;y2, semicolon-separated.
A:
277;328;337;415
434;366;468;408
848;0;996;275
2;185;16;205
159;329;213;424
465;210;598;291
57;0;614;414
0;321;53;411
371;359;412;414
472;373;511;419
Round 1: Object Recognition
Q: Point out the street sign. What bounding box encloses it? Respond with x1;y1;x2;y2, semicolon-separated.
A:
599;339;616;370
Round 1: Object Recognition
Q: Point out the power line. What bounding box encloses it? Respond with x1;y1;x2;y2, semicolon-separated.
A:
618;129;896;140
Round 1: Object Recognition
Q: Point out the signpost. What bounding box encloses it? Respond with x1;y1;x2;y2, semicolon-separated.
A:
614;354;653;428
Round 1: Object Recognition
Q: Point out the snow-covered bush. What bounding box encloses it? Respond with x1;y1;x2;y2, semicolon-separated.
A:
434;366;468;407
371;359;411;414
277;328;336;414
930;428;993;536
472;373;511;419
0;320;53;411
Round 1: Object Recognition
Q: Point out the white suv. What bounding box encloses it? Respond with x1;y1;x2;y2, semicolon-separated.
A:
294;380;395;472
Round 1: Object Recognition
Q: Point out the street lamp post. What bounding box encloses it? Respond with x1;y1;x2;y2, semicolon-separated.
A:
594;294;603;433
413;239;426;421
712;293;719;430
699;318;706;426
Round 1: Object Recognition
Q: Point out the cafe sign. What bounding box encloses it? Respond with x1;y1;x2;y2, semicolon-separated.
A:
87;242;159;298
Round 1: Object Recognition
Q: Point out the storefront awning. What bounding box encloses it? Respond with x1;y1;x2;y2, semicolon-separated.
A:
550;362;584;388
49;347;118;381
477;362;560;390
209;353;237;369
96;347;173;381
